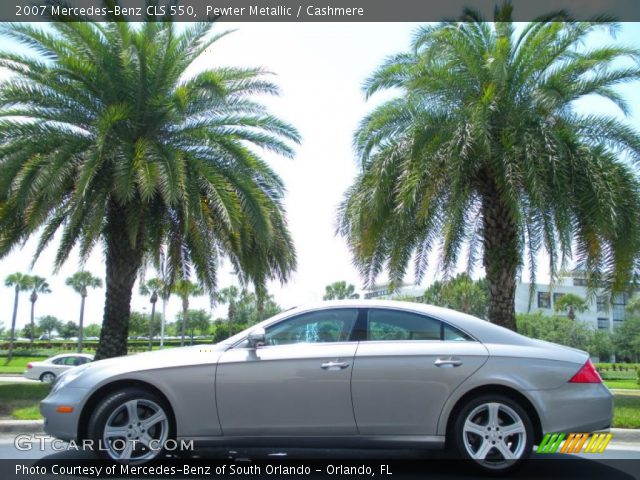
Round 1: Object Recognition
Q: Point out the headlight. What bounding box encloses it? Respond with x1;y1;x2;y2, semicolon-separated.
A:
51;364;91;394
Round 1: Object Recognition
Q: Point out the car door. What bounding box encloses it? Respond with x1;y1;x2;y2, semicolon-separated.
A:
50;357;71;375
351;308;489;435
216;308;359;436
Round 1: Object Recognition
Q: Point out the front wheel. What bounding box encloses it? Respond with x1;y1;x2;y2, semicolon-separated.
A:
87;388;173;464
451;394;533;474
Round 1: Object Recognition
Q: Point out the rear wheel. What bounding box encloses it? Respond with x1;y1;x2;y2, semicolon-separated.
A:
40;372;56;384
87;388;173;464
452;394;533;474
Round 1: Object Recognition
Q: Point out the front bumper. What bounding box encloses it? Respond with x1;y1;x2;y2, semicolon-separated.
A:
40;387;89;442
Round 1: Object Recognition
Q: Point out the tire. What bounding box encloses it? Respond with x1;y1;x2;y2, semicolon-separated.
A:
451;394;534;474
87;387;174;464
40;372;56;384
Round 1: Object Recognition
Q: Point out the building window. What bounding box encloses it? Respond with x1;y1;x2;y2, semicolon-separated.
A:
612;293;627;322
573;278;588;287
596;296;607;312
597;318;610;330
537;292;551;309
553;293;565;306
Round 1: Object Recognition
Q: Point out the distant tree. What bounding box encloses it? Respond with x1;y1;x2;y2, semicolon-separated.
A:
392;294;420;302
38;315;62;339
0;322;5;339
27;276;51;346
214;286;240;337
423;274;489;318
517;312;593;351
589;330;614;362
234;289;282;325
140;278;164;350
83;324;101;338
21;323;40;340
4;272;31;362
554;293;588;320
323;281;357;300
171;280;204;346
626;296;640;316
66;271;102;352
59;321;79;340
177;309;212;343
612;316;640;362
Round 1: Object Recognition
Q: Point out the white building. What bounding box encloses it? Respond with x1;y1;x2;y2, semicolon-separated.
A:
515;271;633;332
362;283;424;302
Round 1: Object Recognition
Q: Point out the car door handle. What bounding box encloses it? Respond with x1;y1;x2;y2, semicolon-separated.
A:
321;361;350;370
434;358;463;367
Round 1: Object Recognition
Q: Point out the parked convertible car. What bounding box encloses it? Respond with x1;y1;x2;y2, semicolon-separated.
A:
24;353;94;384
41;300;612;472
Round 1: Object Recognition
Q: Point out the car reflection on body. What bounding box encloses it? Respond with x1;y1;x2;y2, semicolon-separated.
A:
40;300;612;473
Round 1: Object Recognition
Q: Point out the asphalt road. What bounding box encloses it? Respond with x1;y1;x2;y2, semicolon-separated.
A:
1;434;639;479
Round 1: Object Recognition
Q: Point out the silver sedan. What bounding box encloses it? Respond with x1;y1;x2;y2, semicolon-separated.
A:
41;300;612;473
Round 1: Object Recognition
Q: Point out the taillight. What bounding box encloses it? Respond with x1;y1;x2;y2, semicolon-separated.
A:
569;359;602;383
27;363;33;369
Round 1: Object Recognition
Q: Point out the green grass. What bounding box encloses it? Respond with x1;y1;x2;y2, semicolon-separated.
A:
0;357;46;374
0;383;50;419
605;379;640;390
11;405;41;420
613;394;640;429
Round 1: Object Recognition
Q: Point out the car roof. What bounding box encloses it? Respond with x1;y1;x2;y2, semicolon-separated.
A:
50;353;94;359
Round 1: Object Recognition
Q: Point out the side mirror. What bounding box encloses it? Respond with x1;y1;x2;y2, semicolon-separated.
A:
247;327;266;348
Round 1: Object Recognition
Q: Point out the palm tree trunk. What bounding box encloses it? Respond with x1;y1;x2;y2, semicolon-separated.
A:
481;184;519;331
149;302;156;351
29;298;36;347
7;287;19;363
78;296;85;353
160;297;166;349
95;203;142;360
180;298;188;347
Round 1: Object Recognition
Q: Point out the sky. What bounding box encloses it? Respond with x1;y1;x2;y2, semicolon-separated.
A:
0;21;639;331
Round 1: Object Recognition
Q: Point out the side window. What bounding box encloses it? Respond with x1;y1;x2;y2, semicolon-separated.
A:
52;357;67;365
367;309;441;341
265;309;358;346
443;323;474;341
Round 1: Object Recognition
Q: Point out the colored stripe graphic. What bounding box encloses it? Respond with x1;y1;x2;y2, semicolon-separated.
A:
537;433;565;453
538;433;613;454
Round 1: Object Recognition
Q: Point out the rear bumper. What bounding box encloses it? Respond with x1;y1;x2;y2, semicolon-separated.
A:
533;383;613;435
40;387;88;442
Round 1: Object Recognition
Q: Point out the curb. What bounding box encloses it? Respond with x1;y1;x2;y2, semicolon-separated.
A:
0;420;44;434
610;428;640;442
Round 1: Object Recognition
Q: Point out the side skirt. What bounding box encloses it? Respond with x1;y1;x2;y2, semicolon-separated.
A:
179;435;446;450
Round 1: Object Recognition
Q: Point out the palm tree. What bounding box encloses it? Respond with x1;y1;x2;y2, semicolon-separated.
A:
140;277;164;351
0;13;298;359
323;281;357;300
171;279;204;346
214;286;240;337
4;272;31;362
339;6;640;331
554;293;588;320
27;275;51;346
66;271;102;352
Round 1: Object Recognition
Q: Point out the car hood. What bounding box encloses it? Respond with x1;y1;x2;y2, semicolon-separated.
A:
71;343;229;388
